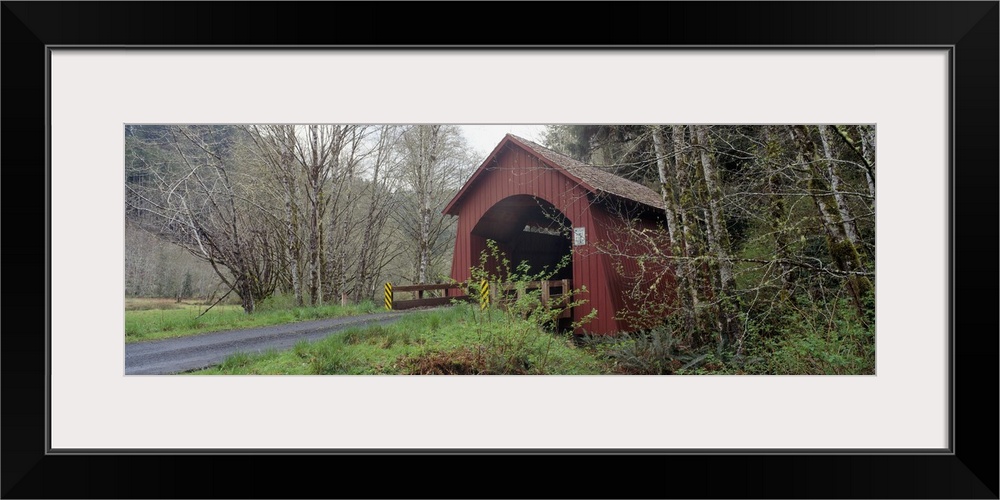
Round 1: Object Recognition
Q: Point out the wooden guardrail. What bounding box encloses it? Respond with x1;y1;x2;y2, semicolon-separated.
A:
384;279;572;318
384;283;473;310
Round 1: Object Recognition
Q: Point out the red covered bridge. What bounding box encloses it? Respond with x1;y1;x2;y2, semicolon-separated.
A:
443;134;673;335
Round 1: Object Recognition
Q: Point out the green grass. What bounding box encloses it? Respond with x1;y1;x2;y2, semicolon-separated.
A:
193;304;610;375
173;298;876;376
124;296;381;343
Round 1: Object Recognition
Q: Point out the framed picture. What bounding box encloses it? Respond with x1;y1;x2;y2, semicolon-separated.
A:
4;2;996;498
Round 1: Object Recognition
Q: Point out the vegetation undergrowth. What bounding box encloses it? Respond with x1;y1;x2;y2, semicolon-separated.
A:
585;290;874;375
447;239;598;374
125;295;380;343
193;304;607;375
736;291;875;375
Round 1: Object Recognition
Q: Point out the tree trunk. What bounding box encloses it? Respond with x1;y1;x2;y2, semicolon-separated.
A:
692;125;742;347
692;126;735;295
418;208;431;283
277;127;303;308
791;125;872;317
239;278;256;314
284;174;302;306
416;125;441;284
306;126;323;306
818;126;860;247
761;126;794;293
650;126;681;252
308;202;321;305
832;124;876;199
670;125;704;339
650;125;692;323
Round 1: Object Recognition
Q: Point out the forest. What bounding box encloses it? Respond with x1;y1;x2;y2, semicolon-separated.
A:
126;125;474;312
125;124;875;375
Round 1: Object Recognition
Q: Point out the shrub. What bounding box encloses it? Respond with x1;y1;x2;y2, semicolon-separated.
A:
580;316;723;375
444;239;597;374
739;293;875;375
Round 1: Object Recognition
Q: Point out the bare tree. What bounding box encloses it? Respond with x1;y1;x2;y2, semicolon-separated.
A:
290;125;353;305
216;125;409;307
396;125;471;283
350;125;404;301
126;125;280;313
245;125;305;306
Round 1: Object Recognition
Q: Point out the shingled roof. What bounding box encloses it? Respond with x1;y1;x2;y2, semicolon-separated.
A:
443;133;665;216
507;134;665;211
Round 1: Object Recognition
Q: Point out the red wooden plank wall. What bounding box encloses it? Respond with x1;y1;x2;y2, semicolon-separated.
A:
591;210;677;331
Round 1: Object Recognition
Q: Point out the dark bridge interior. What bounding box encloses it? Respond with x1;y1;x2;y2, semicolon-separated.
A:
471;195;572;280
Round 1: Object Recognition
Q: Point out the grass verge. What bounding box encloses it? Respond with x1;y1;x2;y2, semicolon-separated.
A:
125;296;381;343
193;304;609;375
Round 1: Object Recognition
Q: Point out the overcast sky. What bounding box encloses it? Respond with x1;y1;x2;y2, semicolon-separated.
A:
457;124;548;162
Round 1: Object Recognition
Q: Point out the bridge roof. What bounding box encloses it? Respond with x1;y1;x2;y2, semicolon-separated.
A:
443;133;664;216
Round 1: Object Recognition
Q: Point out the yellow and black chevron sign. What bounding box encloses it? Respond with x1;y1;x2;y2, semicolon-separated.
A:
384;282;393;310
479;280;489;310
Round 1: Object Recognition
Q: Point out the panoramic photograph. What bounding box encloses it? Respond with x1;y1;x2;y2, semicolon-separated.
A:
124;124;875;375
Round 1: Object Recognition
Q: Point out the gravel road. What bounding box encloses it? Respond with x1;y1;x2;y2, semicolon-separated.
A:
125;311;409;375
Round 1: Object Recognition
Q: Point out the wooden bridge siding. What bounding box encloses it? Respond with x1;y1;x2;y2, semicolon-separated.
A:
589;208;628;332
448;147;618;334
631;216;677;326
590;210;676;331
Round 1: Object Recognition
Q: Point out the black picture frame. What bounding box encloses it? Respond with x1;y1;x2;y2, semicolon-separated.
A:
3;2;996;498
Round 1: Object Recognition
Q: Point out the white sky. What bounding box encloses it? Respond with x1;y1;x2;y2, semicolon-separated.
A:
457;124;548;162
